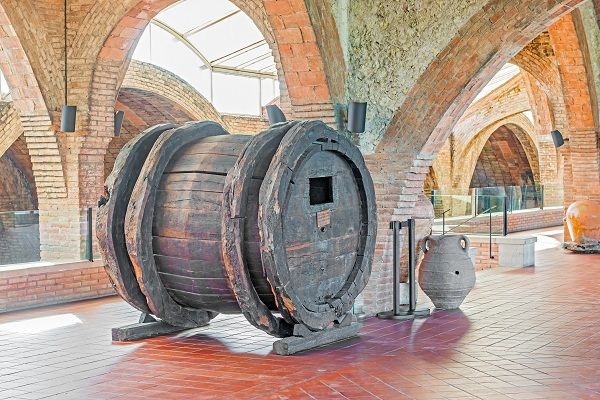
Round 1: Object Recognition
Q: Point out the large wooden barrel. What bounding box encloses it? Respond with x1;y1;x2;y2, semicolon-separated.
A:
98;120;377;337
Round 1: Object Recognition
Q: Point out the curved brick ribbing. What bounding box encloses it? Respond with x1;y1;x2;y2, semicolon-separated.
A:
0;1;61;113
362;0;584;315
0;4;67;204
457;116;540;191
0;135;36;211
470;125;538;188
549;13;600;204
428;76;541;195
0;102;23;157
122;61;226;126
380;0;584;155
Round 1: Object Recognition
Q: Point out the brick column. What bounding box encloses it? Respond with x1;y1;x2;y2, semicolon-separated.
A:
362;153;432;315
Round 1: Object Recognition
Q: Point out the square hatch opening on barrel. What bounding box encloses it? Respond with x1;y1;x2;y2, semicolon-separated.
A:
309;176;333;205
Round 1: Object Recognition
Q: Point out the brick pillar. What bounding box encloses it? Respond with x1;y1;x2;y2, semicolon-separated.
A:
18;113;85;261
563;130;600;203
362;153;432;315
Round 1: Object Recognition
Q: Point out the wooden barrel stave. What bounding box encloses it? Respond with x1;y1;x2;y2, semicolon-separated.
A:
152;134;253;314
222;122;299;337
97;123;177;314
125;121;228;327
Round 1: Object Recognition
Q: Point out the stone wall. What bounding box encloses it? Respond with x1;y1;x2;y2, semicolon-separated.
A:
345;0;488;151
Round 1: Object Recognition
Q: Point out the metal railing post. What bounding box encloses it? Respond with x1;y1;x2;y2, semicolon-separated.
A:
85;207;93;262
407;218;416;312
503;196;508;236
442;212;446;235
489;206;494;259
391;220;401;315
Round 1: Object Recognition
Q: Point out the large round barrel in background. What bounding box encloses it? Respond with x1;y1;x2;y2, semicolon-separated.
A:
97;119;377;338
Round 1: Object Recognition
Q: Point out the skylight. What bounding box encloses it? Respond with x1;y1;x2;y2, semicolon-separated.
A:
474;63;520;102
132;0;279;116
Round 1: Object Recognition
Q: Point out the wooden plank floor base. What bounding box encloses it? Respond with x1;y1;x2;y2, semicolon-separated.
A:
272;322;361;355
111;320;192;342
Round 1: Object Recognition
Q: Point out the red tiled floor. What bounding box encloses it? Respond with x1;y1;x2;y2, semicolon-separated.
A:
1;229;599;399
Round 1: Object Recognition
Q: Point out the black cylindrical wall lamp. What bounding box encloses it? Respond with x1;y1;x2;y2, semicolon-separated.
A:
348;102;367;133
551;130;566;148
60;0;76;132
266;104;287;125
114;110;125;137
60;105;77;132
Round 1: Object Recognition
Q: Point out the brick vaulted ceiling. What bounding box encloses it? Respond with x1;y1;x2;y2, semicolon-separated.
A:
470;125;536;188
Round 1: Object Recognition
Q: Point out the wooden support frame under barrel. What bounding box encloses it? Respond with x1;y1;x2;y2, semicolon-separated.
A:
98;119;377;355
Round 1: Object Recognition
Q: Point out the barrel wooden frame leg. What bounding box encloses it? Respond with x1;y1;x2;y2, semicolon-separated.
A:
222;122;298;338
259;120;377;331
125;122;227;328
97;124;178;314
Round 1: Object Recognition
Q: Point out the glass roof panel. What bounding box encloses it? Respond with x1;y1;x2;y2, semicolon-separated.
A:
130;0;279;116
217;44;272;68
157;1;238;34
474;63;520;102
187;12;265;62
145;0;276;76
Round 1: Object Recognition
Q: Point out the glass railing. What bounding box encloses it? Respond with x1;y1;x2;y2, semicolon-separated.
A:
430;185;554;236
0;208;96;267
470;185;543;213
0;210;41;265
430;195;507;236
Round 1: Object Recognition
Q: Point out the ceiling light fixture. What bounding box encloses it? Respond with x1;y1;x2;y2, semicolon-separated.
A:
60;0;76;132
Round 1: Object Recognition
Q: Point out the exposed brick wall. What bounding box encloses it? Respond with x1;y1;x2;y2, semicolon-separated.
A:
362;0;584;316
470;125;536;188
0;262;114;313
122;61;226;126
549;14;600;204
470;242;500;271
0;101;23;156
221;114;269;134
0;0;595;319
447;208;563;235
104;88;196;179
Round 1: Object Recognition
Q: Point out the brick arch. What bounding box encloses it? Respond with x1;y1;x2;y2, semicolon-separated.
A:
81;0;340;208
457;115;540;192
0;1;60;114
379;0;583;156
452;74;530;146
361;1;584;315
423;166;439;195
512;31;570;133
469;125;537;189
85;0;337;138
122;60;226;127
0;102;24;157
0;3;66;200
104;86;198;179
549;12;600;203
512;31;563;98
0;133;37;211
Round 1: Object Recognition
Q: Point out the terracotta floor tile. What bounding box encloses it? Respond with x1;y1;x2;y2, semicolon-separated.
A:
0;230;599;399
